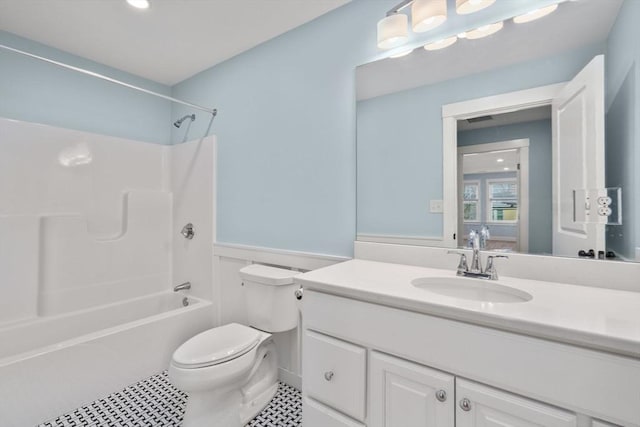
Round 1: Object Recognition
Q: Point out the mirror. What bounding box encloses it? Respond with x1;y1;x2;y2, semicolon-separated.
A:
356;0;639;261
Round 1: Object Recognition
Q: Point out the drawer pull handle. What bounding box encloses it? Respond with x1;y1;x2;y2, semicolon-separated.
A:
459;398;472;411
435;389;447;402
324;371;334;381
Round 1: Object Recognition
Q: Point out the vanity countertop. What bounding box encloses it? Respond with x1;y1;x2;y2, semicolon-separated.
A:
296;259;640;358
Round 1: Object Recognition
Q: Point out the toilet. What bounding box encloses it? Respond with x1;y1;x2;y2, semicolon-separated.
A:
168;264;300;427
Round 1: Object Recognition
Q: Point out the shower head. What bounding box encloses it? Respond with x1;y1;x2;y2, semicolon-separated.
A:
174;114;196;128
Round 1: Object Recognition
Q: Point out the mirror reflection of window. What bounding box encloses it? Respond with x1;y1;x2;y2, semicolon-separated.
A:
463;181;480;222
488;180;518;222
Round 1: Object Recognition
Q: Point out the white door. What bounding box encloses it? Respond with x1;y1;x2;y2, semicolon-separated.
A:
369;351;454;427
455;379;577;427
552;55;606;257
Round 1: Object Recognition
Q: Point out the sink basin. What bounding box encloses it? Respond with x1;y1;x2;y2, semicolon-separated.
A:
411;277;532;303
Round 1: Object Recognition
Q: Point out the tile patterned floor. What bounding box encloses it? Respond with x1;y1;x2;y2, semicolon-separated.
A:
38;372;302;427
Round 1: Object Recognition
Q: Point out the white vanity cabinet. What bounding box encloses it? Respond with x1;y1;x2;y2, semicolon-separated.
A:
455;379;577;427
301;289;636;427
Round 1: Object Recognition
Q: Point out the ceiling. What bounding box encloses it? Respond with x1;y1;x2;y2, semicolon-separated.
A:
0;0;350;85
463;150;519;175
457;106;551;131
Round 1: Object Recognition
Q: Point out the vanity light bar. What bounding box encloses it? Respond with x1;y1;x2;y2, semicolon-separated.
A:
388;0;561;59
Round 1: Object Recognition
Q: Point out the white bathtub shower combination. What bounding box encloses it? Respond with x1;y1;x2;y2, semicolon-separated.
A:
0;118;217;426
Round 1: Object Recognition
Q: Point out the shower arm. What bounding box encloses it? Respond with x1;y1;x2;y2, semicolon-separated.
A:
0;43;218;117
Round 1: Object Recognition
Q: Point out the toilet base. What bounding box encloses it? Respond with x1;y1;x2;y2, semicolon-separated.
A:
178;340;279;427
239;382;278;424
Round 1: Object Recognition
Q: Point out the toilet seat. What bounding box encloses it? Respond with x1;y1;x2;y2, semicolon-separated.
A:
172;323;261;369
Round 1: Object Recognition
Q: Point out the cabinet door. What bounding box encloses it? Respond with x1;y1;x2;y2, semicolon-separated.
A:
303;330;367;421
369;351;455;427
456;379;577;427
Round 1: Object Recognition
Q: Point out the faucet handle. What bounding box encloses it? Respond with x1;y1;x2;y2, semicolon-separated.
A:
447;251;469;276
485;255;509;280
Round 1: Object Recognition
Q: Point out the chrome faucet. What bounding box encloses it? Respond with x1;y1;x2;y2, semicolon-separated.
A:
173;281;191;292
448;245;508;280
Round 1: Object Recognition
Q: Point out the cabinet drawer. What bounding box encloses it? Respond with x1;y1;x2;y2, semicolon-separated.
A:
303;330;366;421
303;397;366;427
456;379;577;427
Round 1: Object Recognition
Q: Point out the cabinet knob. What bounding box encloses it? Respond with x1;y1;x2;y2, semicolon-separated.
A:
324;371;334;381
459;398;472;411
435;389;447;402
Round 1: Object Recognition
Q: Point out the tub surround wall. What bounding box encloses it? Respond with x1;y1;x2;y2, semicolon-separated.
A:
0;118;170;325
0;119;217;425
171;136;216;303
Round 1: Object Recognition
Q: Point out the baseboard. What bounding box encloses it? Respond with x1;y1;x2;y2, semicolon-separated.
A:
278;367;302;391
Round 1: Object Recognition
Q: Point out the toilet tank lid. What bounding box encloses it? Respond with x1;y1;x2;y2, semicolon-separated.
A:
239;264;300;286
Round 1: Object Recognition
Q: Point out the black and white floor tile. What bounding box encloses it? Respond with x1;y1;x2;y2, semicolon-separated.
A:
38;372;302;427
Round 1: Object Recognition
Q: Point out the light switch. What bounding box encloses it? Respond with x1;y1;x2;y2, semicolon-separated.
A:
430;200;443;213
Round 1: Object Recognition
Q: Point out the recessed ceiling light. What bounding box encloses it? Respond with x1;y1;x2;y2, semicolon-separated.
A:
465;21;503;39
496;158;504;163
126;0;150;10
503;167;510;171
390;48;414;58
513;4;559;24
424;36;458;51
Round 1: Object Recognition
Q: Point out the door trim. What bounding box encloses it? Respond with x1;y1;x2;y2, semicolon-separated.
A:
442;83;564;251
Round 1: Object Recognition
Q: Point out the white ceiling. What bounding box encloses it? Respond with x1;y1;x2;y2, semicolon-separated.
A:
463;150;519;175
0;0;350;85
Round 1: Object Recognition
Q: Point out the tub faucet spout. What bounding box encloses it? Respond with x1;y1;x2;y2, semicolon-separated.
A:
173;282;191;292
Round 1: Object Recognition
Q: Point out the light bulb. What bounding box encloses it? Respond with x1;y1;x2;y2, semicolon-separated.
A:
126;0;150;9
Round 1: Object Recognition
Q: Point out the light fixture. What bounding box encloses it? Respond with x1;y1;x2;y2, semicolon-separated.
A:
412;0;447;33
390;48;414;58
456;0;495;15
465;21;503;39
423;36;458;51
377;14;409;50
126;0;150;9
496;158;504;163
513;4;559;24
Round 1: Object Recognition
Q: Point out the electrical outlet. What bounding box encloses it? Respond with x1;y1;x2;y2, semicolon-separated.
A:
430;200;443;213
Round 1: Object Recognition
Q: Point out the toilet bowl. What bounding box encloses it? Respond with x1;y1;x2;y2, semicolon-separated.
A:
169;264;300;427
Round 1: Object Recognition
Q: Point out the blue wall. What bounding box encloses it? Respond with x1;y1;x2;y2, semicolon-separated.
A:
605;0;640;260
458;120;553;254
357;45;602;247
171;0;567;257
0;31;172;144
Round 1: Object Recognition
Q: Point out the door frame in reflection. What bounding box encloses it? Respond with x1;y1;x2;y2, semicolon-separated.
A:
442;83;565;249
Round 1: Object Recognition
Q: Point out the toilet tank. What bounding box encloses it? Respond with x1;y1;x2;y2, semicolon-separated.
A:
238;264;300;333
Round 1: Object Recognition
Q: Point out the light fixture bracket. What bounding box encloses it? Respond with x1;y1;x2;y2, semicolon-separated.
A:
386;0;415;17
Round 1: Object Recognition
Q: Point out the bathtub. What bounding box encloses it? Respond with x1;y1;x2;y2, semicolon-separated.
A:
0;291;213;426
